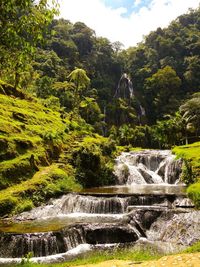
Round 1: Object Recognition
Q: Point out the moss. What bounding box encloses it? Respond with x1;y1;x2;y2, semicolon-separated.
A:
0;196;18;217
0;89;117;216
0;164;81;216
73;135;116;188
14;199;34;213
183;241;200;253
187;183;200;208
173;142;200;184
173;142;200;208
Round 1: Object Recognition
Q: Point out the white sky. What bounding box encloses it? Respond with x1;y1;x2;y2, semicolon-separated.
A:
59;0;200;48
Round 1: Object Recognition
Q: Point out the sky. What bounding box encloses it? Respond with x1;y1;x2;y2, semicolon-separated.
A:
59;0;200;48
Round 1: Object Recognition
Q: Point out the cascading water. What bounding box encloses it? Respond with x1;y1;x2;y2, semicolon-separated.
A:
0;149;198;265
114;150;182;185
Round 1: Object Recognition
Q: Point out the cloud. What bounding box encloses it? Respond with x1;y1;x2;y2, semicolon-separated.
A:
134;0;142;7
59;0;200;48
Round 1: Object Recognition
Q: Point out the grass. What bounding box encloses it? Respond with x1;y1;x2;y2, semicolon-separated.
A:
183;241;200;253
187;182;200;208
0;90;82;216
0;85;116;216
173;141;200;183
173;142;200;207
4;240;200;267
7;247;161;267
0;164;81;216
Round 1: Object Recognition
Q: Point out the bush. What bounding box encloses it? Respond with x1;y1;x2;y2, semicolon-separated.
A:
0;196;18;216
187;182;200;208
73;137;116;188
15;199;34;213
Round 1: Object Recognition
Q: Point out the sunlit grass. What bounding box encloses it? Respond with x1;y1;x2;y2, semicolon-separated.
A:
9;247;162;267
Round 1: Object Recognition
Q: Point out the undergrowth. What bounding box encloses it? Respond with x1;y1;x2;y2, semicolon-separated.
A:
173;142;200;208
0;87;116;216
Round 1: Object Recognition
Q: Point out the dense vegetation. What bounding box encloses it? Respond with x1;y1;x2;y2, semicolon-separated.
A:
0;0;200;215
173;141;200;207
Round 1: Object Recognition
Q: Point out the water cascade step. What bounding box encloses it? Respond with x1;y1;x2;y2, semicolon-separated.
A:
0;223;140;258
114;150;182;185
0;149;198;265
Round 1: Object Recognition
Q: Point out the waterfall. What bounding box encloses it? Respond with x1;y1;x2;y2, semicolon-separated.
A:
0;149;193;264
114;73;145;122
0;232;61;257
0;223;141;258
114;150;182;185
114;73;133;99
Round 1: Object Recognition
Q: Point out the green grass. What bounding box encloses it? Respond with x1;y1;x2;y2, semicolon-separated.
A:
187;182;200;208
183;241;200;253
0;90;83;216
7;247;161;267
173;142;200;208
4;241;200;267
0;85;116;216
173;142;200;183
0;164;81;216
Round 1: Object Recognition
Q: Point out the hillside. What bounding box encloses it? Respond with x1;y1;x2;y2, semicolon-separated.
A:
0;82;115;216
0;2;200;216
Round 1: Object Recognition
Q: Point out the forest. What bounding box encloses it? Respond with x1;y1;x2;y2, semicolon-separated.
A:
0;0;200;215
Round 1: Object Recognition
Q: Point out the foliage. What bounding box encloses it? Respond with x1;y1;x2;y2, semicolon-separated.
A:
173;142;200;184
187;183;200;208
179;92;200;144
72;135;116;187
173;142;200;207
0;0;59;87
67;68;90;113
24;6;200;146
144;66;181;123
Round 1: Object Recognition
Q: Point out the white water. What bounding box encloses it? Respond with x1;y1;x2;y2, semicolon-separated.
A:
0;243;119;264
0;150;189;264
114;150;182;185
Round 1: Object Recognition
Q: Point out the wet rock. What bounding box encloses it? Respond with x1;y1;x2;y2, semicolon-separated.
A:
114;150;183;184
147;210;200;246
84;223;140;244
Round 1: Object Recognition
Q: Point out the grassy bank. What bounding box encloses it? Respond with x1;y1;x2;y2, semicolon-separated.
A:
0;83;116;217
173;142;200;207
7;247;161;267
6;241;200;267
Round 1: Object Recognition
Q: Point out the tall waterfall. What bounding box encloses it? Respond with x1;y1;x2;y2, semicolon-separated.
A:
114;150;182;185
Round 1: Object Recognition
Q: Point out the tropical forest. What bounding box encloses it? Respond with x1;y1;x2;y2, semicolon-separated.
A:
0;1;200;266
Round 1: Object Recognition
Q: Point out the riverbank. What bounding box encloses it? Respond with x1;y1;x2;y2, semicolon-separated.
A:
74;252;200;267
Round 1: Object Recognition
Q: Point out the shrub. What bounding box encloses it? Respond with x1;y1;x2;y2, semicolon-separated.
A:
73;137;116;188
187;182;200;208
15;199;34;213
0;196;18;216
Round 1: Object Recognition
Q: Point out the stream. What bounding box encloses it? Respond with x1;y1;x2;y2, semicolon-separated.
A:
0;150;199;264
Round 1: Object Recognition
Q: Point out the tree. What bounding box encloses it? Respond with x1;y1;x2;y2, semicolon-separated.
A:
180;93;200;143
0;0;59;87
67;68;90;113
144;66;181;123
